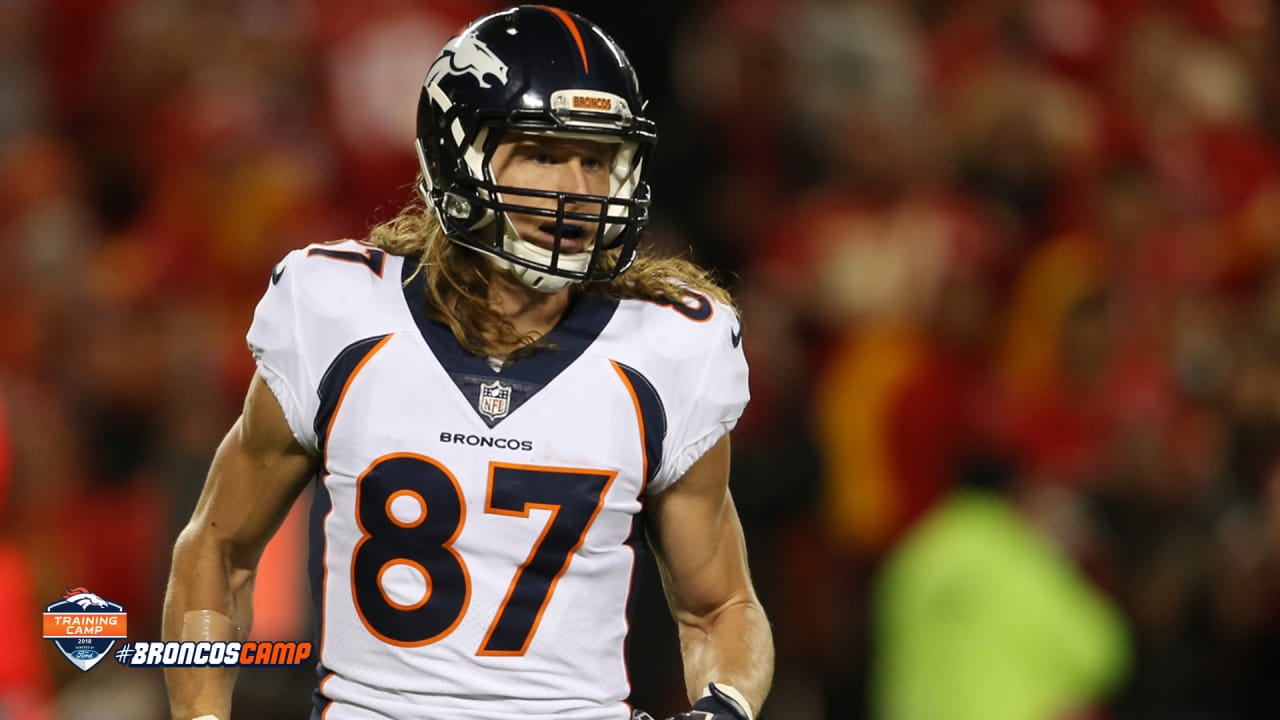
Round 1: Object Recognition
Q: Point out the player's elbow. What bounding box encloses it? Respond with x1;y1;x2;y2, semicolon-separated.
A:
170;523;257;594
673;590;763;635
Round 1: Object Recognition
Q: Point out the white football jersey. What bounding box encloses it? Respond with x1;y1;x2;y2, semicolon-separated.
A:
246;240;749;720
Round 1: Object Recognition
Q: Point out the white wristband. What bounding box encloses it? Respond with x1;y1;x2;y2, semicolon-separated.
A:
190;715;221;720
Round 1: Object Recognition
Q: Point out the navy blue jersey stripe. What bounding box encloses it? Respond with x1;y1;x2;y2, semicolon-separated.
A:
612;362;666;488
310;663;333;718
307;475;332;672
622;497;648;707
612;360;664;708
313;334;391;451
310;333;388;707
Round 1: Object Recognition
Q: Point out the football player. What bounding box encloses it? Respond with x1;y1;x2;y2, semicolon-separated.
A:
163;6;773;720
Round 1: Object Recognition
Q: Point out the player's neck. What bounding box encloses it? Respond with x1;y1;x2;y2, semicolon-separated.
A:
486;270;572;346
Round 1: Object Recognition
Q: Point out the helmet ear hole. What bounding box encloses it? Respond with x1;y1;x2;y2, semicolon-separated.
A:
442;193;472;220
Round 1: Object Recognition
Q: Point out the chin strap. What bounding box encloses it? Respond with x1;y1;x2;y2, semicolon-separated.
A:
486;209;588;293
492;254;578;293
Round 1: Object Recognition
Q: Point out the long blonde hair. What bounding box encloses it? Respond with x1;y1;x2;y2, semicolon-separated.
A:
367;194;736;357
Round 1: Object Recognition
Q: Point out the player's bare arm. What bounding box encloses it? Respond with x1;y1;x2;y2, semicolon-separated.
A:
648;434;774;718
163;372;317;720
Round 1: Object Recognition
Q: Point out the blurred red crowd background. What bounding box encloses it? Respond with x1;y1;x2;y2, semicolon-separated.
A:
3;0;1280;718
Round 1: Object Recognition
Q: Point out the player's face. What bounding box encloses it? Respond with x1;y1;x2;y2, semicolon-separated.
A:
490;133;613;254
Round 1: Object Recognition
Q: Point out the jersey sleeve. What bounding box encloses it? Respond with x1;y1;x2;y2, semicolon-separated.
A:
650;302;750;494
246;249;321;453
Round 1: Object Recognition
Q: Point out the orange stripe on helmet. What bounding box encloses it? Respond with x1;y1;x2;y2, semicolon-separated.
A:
538;6;589;73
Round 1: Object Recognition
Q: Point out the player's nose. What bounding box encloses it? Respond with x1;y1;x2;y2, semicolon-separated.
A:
554;158;592;195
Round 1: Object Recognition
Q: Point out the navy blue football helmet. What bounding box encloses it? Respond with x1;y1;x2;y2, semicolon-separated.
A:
415;5;658;291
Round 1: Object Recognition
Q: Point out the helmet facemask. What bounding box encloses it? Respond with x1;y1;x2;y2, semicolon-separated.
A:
418;85;655;293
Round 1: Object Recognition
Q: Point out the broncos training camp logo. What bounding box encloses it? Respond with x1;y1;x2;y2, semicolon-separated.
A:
426;36;509;90
42;586;127;671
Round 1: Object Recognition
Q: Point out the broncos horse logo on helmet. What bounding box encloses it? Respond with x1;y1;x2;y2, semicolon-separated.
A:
425;37;510;91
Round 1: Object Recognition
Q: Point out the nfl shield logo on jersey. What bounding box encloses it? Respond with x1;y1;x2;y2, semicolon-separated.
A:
478;380;512;421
